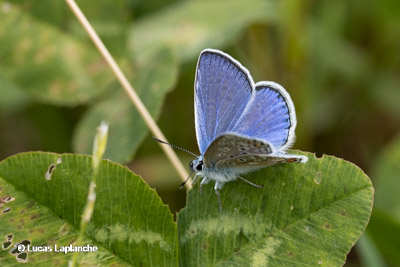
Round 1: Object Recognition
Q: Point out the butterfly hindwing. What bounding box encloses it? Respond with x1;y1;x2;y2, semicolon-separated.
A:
195;49;253;154
203;133;275;168
232;82;297;151
215;153;307;170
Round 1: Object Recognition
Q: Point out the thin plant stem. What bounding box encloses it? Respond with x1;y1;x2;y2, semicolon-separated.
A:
64;0;191;189
70;121;108;267
70;180;96;267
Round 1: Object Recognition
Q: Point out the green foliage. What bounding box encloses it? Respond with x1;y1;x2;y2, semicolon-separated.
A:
0;0;398;265
129;0;276;64
0;151;372;266
0;152;177;266
357;135;400;267
372;135;400;220
178;152;373;266
0;4;113;106
73;48;179;163
0;71;29;112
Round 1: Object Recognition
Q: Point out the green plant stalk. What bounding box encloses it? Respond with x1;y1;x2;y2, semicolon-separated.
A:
70;121;108;267
64;0;191;189
70;180;97;267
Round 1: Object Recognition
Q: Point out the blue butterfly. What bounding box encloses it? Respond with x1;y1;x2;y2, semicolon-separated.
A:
156;49;307;211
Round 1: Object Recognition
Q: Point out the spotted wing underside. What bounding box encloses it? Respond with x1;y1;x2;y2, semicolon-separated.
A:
203;133;307;170
215;153;307;170
203;133;274;168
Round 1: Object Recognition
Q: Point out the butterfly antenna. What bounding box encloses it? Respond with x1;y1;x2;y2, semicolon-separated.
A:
153;137;199;158
179;171;194;189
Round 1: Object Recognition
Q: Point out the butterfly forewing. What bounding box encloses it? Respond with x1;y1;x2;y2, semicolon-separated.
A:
203;134;275;168
195;50;253;154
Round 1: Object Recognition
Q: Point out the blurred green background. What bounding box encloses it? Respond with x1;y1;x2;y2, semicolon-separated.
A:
0;0;399;266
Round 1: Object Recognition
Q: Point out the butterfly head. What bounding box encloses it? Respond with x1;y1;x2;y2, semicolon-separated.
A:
190;156;204;173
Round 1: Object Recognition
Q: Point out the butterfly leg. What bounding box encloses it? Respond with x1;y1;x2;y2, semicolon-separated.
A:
214;182;223;212
238;176;263;188
199;177;209;196
192;173;201;185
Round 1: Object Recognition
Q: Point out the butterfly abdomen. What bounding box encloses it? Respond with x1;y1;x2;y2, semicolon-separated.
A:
202;164;260;185
201;167;235;183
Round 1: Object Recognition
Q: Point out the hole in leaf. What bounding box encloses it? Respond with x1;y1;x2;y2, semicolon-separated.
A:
20;240;31;246
45;164;56;180
2;241;12;250
7;234;13;241
1;196;15;203
16;252;28;262
3;208;11;213
9;247;20;255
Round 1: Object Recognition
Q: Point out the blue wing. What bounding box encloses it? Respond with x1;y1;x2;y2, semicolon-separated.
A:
195;49;253;154
232;81;297;151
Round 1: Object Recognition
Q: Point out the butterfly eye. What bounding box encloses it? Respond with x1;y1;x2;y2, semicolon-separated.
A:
196;161;203;171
